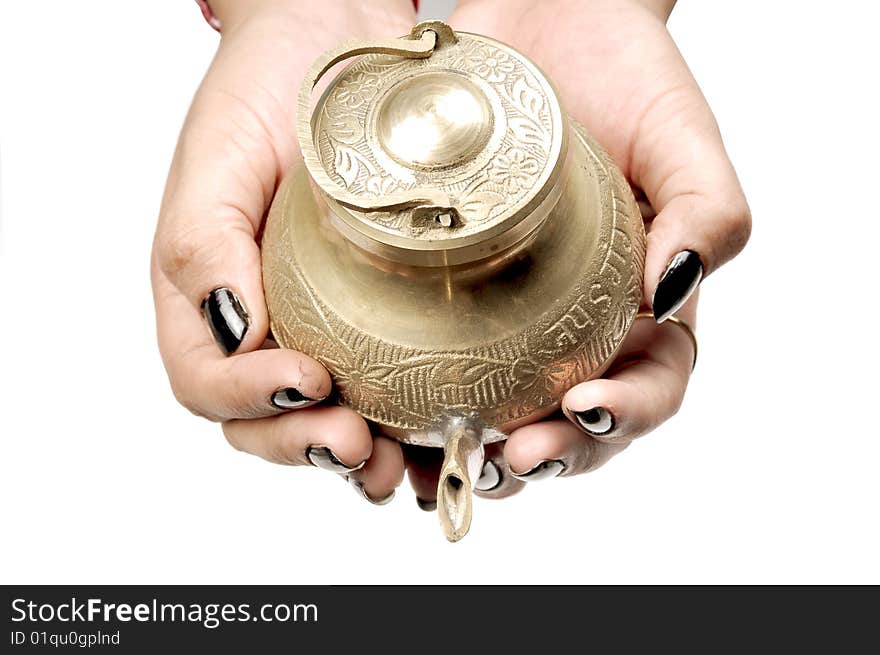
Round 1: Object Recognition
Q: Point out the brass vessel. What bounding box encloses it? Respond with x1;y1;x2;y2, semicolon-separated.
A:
262;21;646;541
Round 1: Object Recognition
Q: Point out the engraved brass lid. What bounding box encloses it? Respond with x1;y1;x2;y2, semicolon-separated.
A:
302;22;566;266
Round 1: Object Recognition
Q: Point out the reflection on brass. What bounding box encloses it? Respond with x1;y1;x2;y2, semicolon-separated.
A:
263;21;646;541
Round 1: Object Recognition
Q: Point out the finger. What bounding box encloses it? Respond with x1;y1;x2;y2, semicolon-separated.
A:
347;436;405;506
154;177;268;356
631;74;751;321
152;47;289;355
154;267;331;421
223;405;372;474
562;298;697;443
473;442;526;500
402;444;444;511
504;419;628;481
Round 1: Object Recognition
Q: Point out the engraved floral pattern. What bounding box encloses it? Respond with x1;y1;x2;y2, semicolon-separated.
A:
365;174;397;196
468;46;515;83
488;147;540;194
333;71;380;109
327;348;397;411
508;355;582;407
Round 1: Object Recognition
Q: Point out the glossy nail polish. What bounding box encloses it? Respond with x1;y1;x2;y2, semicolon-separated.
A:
202;287;249;355
474;460;502;492
348;477;395;506
271;387;318;410
306;445;365;474
510;459;565;482
572;406;615;436
416;497;437;512
653;250;703;323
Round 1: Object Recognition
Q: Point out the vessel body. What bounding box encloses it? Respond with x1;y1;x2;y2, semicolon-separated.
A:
262;23;646;447
263;124;644;445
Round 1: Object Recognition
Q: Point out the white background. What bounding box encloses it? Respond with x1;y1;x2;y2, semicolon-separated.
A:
1;1;878;584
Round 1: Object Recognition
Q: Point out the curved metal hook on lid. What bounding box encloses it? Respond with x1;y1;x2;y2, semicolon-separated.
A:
296;22;461;223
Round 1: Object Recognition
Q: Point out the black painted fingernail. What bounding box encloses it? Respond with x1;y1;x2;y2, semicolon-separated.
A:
572;406;615;436
202;287;249;355
510;459;565;482
349;478;395;506
306;445;365;474
271;387;319;410
653;250;703;323
474;460;501;491
416;497;437;512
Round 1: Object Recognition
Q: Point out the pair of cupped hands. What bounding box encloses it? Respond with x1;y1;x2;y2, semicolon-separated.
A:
152;0;749;507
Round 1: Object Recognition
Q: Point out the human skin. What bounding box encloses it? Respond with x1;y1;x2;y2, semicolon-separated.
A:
152;0;750;506
407;0;750;502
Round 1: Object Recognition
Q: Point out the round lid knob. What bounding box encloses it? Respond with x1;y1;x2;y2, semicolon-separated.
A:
376;72;492;170
308;22;566;266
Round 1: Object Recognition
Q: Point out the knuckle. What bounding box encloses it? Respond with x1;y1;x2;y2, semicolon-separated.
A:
169;379;214;421
716;196;752;259
154;221;236;289
166;371;194;410
219;360;266;420
155;225;202;280
658;373;687;422
666;393;684;420
223;424;246;453
164;356;220;422
270;417;305;466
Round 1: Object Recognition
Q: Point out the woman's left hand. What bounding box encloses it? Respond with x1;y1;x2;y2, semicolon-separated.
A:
404;0;748;504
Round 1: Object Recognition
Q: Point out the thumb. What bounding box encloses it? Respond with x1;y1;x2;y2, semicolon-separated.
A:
154;79;283;355
632;81;751;322
154;200;266;355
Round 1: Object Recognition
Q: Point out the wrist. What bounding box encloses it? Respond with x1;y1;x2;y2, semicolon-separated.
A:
632;0;676;21
455;0;675;23
208;0;417;36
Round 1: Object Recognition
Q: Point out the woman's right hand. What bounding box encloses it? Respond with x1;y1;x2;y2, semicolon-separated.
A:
152;0;417;504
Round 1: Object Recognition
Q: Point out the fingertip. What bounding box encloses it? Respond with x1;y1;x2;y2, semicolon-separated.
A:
155;216;270;355
562;378;628;441
473;445;526;500
202;348;331;420
651;250;703;323
504;422;572;475
276;350;333;404
506;420;627;479
643;188;750;317
293;405;373;468
403;443;443;506
564;340;693;445
353;436;405;502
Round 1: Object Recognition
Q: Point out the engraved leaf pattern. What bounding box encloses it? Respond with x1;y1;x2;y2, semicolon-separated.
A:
432;357;505;388
332;144;360;188
460;189;505;219
511;76;544;119
509;117;547;146
323;112;362;145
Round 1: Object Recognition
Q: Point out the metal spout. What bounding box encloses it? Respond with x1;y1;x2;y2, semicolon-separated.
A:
437;420;485;542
